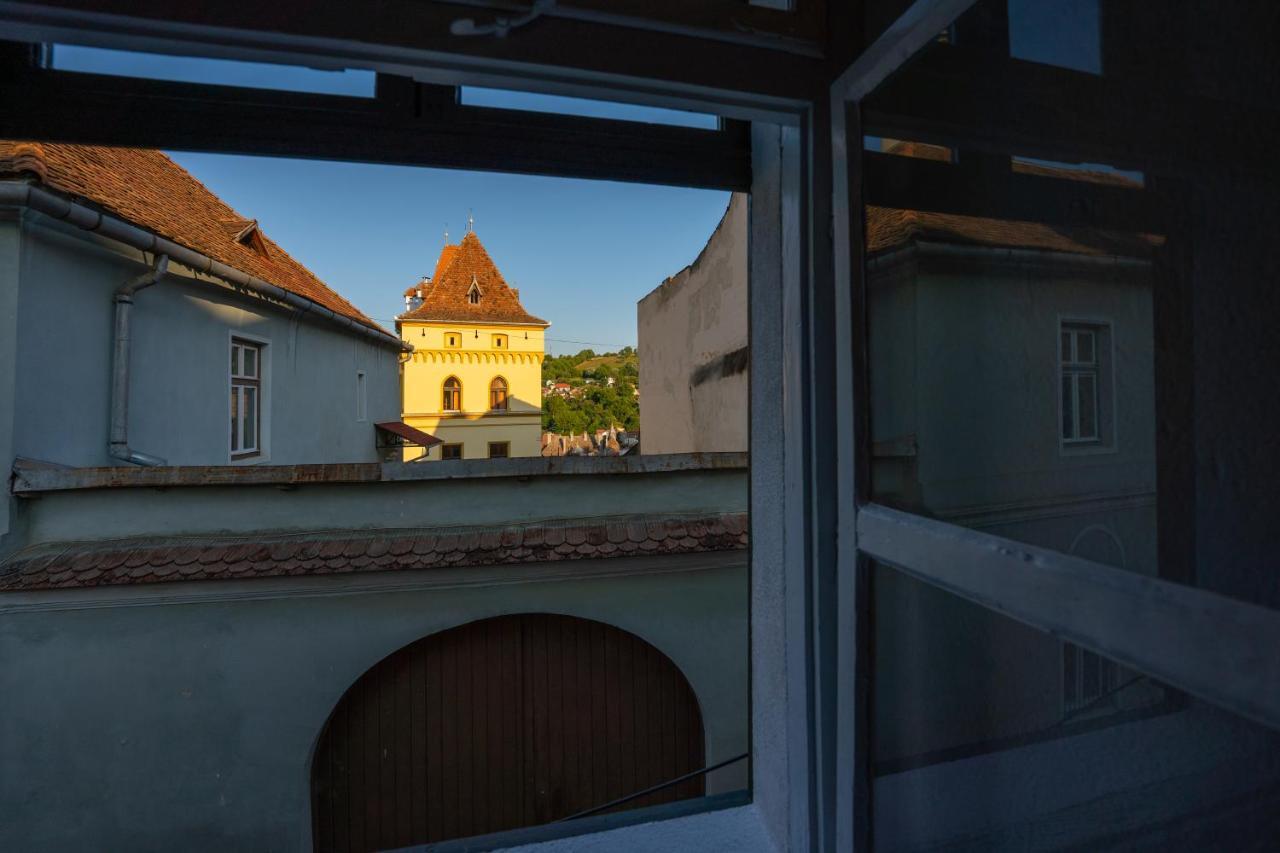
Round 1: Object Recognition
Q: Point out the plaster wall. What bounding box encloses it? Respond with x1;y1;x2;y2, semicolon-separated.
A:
9;217;401;470
868;256;1160;763
0;556;748;852
638;193;748;454
400;322;544;459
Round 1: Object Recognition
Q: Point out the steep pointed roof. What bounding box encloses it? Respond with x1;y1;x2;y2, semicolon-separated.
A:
0;140;384;333
398;232;548;326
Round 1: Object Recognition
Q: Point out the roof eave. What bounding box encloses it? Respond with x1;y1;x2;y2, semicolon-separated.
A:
1;179;412;353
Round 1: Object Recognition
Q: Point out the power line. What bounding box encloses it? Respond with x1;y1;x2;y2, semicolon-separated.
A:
365;320;631;351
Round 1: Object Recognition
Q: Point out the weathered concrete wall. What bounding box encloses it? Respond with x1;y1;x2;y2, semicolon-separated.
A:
638;194;748;454
10;215;400;471
0;555;748;852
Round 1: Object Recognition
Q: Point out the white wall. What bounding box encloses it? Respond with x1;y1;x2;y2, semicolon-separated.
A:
10;215;401;470
638;193;748;455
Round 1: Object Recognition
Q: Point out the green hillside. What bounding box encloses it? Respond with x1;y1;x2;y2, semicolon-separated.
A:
541;348;639;433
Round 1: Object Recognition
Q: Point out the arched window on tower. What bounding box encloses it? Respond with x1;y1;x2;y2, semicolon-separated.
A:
489;376;509;411
442;376;462;412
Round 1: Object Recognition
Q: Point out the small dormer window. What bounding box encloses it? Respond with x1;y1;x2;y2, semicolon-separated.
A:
234;219;269;257
467;276;482;305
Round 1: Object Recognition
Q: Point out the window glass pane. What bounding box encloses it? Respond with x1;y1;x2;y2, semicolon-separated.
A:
244;387;257;450
230;387;239;452
51;44;376;97
231;344;240;376
1061;375;1074;439
1076;329;1095;363
243;346;257;378
872;562;1280;851
861;6;1280;848
1077;373;1098;438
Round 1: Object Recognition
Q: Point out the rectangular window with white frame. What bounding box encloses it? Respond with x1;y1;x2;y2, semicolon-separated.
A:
1060;320;1111;447
230;338;262;459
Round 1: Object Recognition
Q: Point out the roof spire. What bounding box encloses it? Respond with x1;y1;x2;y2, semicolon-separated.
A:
444;223;449;244
467;209;474;233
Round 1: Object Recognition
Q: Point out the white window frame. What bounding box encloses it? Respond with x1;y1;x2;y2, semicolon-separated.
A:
227;333;270;466
228;331;270;464
1059;319;1112;447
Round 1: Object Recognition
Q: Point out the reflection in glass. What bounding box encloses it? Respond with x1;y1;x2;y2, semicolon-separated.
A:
872;562;1280;851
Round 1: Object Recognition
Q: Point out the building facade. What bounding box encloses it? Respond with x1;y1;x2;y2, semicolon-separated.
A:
398;231;548;460
0;141;405;557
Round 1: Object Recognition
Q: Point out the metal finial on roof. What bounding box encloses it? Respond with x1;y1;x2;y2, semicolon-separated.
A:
467;210;474;233
444;224;449;243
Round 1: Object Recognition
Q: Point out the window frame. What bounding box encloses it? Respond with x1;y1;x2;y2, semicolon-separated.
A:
489;375;509;411
41;4;1280;853
444;332;462;349
1058;318;1115;451
487;441;509;459
440;443;463;461
441;376;462;413
229;334;267;462
492;333;507;349
831;6;1280;850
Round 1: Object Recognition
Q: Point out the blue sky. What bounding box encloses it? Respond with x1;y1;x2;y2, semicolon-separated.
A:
53;46;730;355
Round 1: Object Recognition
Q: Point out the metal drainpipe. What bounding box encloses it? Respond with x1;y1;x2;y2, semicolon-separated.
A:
109;254;170;466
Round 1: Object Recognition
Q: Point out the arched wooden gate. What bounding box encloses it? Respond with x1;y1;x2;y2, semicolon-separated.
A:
311;614;706;852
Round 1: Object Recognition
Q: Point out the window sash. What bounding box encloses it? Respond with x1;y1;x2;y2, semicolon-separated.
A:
443;381;461;411
230;380;259;455
230;339;261;456
490;380;508;410
856;503;1280;731
231;340;260;380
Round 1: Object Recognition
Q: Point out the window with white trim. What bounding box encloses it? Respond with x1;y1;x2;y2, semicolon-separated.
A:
230;338;262;458
1060;322;1104;444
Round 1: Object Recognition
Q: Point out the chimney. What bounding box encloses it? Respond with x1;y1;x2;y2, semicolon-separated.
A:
407;280;426;312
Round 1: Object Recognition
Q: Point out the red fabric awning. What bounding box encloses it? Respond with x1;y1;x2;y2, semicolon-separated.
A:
375;422;443;448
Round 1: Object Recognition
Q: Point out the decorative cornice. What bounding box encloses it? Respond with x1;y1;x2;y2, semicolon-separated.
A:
403;411;541;420
408;349;545;366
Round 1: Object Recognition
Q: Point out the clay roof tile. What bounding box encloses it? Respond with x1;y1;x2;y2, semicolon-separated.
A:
0;140;385;336
397;232;548;326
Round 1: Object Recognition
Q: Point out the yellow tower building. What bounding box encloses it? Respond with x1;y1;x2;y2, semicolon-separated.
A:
397;230;548;460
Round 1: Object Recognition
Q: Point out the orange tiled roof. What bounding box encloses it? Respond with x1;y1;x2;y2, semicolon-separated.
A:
398;232;548;326
0;513;747;590
867;206;1159;258
871;140;1155;258
0;141;384;334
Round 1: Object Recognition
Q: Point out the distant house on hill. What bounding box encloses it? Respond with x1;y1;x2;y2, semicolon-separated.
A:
0;141;407;549
397;228;548;460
